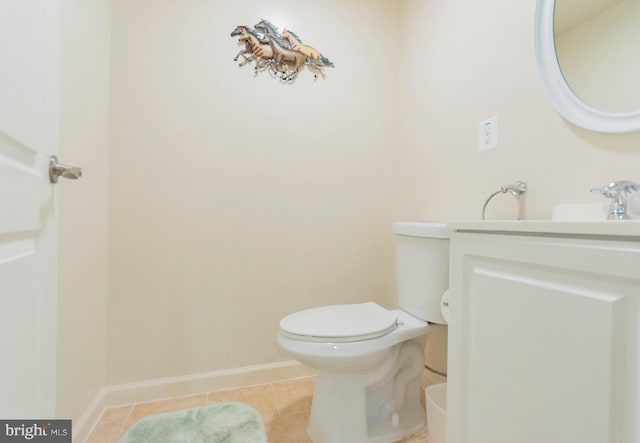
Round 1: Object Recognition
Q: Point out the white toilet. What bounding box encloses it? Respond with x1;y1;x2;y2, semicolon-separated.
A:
277;222;450;443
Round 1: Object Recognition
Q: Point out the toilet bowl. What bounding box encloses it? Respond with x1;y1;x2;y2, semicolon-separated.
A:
277;222;450;443
278;304;431;443
278;303;429;372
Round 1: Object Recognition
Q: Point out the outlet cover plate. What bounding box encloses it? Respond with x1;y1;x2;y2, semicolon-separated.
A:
479;116;498;152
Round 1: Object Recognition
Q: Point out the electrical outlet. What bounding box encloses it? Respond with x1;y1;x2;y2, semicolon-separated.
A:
478;116;498;152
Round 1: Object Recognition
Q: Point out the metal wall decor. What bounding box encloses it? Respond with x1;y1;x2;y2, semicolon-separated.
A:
230;19;335;83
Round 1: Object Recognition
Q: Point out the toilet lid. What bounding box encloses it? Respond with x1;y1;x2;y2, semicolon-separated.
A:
279;302;397;342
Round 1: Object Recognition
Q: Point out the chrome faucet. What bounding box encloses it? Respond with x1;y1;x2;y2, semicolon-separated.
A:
590;181;640;220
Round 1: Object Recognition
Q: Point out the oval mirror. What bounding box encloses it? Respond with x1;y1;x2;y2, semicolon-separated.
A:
534;0;640;133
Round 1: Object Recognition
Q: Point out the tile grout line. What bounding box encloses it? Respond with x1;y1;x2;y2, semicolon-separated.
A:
117;405;135;441
269;382;283;417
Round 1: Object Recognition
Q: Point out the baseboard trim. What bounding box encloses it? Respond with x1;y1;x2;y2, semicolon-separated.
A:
103;360;315;407
74;389;109;443
74;360;315;442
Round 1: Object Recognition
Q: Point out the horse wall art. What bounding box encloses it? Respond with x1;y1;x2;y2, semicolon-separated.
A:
230;19;334;83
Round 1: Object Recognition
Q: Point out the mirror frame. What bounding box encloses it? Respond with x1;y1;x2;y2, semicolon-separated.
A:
534;0;640;133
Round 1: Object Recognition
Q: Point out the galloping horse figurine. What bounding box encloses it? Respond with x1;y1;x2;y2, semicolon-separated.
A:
230;19;334;82
230;25;273;72
281;29;334;67
254;20;290;49
264;36;307;82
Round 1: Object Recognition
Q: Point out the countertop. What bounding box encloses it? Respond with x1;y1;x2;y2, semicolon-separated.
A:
448;220;640;238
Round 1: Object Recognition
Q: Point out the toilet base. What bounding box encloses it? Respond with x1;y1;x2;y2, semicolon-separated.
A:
367;406;425;443
306;339;426;443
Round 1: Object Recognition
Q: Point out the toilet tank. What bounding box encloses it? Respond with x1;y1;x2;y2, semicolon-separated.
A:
393;222;449;324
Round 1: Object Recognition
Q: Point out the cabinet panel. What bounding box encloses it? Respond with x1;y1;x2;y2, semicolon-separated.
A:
448;233;640;443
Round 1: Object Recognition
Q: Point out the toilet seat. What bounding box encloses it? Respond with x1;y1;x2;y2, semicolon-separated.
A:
279;302;397;343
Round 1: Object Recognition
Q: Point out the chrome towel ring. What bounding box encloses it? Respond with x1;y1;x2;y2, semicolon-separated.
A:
482;180;528;220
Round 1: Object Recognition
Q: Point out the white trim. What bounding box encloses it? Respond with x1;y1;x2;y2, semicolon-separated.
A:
73;361;315;442
533;0;640;133
73;391;108;443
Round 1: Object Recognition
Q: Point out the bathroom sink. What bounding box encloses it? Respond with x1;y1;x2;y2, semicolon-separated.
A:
551;203;609;221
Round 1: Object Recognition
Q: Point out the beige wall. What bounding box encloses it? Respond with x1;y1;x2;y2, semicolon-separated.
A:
396;0;640;222
57;0;111;421
107;0;401;384
101;0;640;387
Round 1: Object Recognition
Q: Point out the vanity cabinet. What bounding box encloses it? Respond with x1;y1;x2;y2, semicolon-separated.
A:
447;224;640;443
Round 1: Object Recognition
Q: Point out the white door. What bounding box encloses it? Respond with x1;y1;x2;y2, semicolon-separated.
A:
0;0;60;418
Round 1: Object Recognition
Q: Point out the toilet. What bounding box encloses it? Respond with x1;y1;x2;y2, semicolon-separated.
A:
277;222;450;443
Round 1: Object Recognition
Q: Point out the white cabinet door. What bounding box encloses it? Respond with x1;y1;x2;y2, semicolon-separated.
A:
0;0;59;418
448;232;640;443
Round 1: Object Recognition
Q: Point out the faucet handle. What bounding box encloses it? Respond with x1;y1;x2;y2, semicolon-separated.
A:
591;181;640;220
590;180;639;198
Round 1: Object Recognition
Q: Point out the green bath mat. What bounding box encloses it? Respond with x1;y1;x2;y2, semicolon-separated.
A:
119;402;268;443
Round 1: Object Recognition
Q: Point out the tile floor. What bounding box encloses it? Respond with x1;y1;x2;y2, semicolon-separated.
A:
85;376;430;443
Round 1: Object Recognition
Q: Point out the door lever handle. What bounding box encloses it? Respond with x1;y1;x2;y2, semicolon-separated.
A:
49;156;82;183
